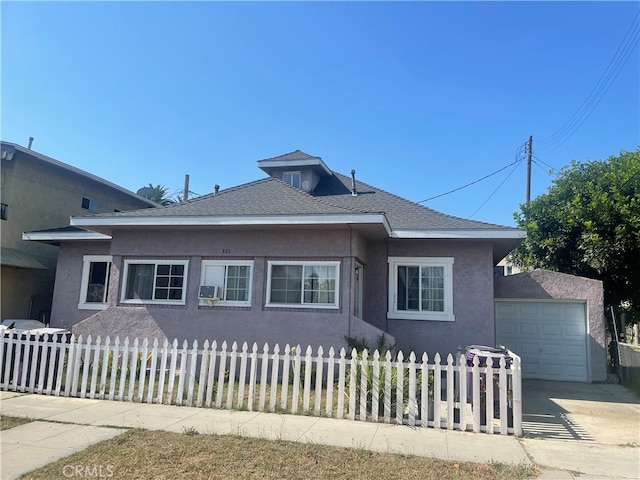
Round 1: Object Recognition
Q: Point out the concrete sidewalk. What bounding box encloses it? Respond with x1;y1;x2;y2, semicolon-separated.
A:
0;391;637;480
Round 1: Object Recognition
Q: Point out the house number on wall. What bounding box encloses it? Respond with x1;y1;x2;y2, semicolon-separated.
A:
222;249;231;254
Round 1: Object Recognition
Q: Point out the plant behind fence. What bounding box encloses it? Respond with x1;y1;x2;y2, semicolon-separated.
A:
0;333;522;435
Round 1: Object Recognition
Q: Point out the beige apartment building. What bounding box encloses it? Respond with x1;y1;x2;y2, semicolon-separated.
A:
1;140;155;322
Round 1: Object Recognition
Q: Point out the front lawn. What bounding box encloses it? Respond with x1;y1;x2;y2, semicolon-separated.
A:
20;428;538;480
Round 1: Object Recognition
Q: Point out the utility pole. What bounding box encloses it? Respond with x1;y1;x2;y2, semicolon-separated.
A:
525;135;533;204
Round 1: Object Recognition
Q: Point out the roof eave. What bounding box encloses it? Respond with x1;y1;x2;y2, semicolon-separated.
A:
70;213;392;234
258;158;332;176
390;229;526;240
22;231;113;242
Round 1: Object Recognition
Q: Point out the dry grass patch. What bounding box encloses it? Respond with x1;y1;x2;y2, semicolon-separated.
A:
21;428;538;480
1;414;34;430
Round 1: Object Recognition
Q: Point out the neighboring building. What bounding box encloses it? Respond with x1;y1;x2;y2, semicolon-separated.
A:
1;141;156;322
494;257;522;277
27;150;525;357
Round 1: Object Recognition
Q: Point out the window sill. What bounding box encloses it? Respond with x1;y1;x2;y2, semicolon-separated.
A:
78;303;108;311
265;303;339;310
388;311;455;322
120;300;186;306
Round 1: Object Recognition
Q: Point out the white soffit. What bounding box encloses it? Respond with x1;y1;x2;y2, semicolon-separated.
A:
391;229;526;239
23;231;112;241
71;214;392;235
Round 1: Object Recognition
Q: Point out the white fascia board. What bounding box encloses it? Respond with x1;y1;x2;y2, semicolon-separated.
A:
391;229;526;239
23;231;112;241
71;214;392;233
258;158;332;175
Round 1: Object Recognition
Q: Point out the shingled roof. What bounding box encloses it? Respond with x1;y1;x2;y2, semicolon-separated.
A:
312;172;510;232
68;151;524;243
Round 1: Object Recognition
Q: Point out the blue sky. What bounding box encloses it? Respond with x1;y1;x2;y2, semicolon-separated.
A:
2;1;638;227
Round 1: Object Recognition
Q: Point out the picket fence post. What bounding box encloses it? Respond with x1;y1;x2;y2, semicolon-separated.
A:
512;354;523;436
336;347;346;419
325;347;335;417
147;338;160;404
247;343;258;411
313;346;323;415
269;344;280;413
371;350;380;422
302;346;313;413
348;348;357;421
359;349;368;421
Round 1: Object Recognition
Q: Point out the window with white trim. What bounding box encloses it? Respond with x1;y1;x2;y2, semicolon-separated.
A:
266;261;340;308
283;171;301;188
200;260;253;305
388;257;454;321
121;260;188;304
78;255;112;310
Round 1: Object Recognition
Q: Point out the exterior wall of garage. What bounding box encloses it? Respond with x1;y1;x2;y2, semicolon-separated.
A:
494;269;607;382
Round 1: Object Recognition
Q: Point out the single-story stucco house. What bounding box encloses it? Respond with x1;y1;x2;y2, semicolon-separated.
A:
25;150;527;357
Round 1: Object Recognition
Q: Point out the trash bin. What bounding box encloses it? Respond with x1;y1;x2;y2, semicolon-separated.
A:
465;344;513;426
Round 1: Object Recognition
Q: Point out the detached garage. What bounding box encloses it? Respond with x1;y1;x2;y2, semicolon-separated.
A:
494;270;607;383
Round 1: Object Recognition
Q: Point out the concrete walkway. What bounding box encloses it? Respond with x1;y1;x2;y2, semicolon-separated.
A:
1;388;638;480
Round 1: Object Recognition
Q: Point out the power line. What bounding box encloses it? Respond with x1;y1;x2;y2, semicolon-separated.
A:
416;158;523;204
532;155;557;174
538;11;640;153
469;161;523;219
417;141;528;204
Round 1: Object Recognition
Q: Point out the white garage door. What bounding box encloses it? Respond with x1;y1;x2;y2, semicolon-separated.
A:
495;301;588;382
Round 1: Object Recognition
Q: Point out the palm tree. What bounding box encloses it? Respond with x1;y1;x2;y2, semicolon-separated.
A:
146;184;175;206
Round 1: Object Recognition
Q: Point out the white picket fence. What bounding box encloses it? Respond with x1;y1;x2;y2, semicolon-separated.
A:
0;333;522;435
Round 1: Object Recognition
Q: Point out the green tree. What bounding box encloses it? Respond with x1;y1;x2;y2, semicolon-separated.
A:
510;148;640;324
147;184;176;206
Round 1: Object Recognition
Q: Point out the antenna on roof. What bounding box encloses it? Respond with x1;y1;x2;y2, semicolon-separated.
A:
27;137;34;149
350;169;357;196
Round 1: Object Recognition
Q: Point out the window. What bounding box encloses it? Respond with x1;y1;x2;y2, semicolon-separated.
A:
81;197;98;213
266;261;340;308
1;203;7;220
122;260;188;304
200;260;253;305
283;171;301;188
78;255;112;310
388;257;454;321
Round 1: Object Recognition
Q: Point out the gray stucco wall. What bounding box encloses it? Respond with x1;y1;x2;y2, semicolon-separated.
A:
494;269;607;382
52;228;498;358
386;239;496;358
56;228;393;352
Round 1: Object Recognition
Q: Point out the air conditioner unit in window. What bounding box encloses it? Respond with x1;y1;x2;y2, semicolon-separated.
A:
199;285;222;300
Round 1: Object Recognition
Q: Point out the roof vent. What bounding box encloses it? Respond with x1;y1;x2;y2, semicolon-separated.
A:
350;169;357;196
214;184;220;194
28;137;34;149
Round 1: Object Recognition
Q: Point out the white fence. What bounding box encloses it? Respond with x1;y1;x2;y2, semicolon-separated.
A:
0;334;522;435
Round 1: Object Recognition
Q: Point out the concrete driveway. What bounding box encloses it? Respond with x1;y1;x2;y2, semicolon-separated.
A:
521;379;640;479
521;379;639;445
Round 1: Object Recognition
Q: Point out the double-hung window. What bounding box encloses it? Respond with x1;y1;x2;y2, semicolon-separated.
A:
283;171;301;188
200;260;253;305
121;260;188;304
388;257;454;321
266;261;340;308
78;255;112;310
